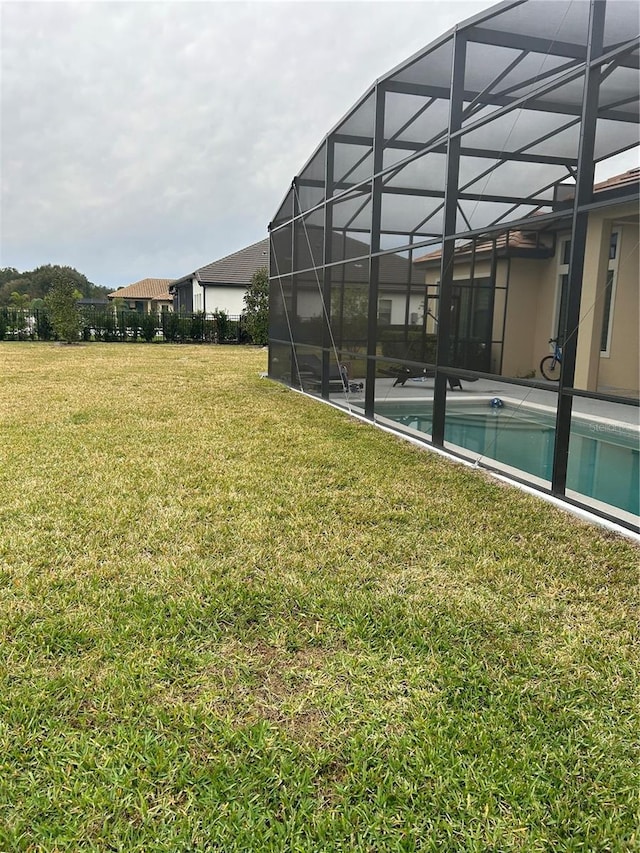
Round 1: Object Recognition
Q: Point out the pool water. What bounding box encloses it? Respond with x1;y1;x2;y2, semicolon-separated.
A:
372;401;639;517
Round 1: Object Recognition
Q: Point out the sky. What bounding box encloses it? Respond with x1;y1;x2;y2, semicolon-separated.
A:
1;1;637;289
1;0;497;287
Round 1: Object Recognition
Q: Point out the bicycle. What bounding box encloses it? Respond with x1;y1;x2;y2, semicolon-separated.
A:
540;338;562;381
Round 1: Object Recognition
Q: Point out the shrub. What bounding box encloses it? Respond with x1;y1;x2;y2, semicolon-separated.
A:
126;310;141;342
243;267;268;344
45;277;81;343
141;312;157;342
95;311;117;342
162;312;181;342
35;309;54;341
117;309;128;341
213;310;230;343
190;312;205;342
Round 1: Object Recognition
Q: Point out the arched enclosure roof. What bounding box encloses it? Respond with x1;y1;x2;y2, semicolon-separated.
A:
270;0;639;238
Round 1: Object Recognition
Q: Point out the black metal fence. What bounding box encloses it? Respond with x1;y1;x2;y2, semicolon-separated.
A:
0;307;251;344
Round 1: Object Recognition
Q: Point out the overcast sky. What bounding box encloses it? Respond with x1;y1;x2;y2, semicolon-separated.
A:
1;0;500;287
2;1;636;289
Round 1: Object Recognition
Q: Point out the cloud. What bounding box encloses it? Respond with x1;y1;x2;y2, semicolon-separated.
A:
1;1;495;285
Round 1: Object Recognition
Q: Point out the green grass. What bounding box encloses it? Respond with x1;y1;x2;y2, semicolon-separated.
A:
0;342;638;852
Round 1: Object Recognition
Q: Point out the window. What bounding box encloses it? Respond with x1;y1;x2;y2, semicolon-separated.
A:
378;298;392;325
600;230;619;356
553;237;571;344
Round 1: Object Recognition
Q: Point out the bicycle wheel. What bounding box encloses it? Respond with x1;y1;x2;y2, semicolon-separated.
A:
540;355;561;381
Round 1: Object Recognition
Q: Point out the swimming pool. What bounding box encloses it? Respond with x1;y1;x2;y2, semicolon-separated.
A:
370;399;639;518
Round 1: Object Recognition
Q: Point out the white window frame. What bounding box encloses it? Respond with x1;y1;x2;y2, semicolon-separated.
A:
600;229;619;358
552;235;571;340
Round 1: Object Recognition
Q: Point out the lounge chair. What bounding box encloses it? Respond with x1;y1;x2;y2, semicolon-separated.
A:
295;355;363;392
382;365;463;390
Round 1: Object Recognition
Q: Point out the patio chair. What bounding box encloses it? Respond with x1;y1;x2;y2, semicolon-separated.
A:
383;365;463;390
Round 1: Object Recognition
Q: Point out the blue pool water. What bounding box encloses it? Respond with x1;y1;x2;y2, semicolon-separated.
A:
372;401;639;517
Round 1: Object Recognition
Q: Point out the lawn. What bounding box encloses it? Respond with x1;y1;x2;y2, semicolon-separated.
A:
0;342;638;852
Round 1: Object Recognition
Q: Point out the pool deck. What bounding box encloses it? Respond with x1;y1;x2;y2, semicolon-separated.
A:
329;377;640;429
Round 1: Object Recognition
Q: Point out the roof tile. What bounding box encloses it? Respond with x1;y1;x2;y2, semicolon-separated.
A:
108;278;173;300
414;168;639;265
185;239;269;287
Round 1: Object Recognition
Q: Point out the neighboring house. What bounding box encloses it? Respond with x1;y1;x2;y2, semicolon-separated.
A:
170;239;269;316
283;231;424;340
414;169;640;397
108;279;173;314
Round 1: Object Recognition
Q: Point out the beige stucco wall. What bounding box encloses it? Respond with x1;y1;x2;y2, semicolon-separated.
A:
501;257;552;378
595;220;639;396
495;225;638;393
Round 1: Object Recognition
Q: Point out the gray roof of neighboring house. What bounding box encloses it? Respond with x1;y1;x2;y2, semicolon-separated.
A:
290;231;417;286
171;238;269;289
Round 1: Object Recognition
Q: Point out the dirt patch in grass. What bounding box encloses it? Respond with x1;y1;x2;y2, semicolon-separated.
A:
156;639;338;744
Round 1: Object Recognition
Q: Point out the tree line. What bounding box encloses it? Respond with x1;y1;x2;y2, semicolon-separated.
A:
0;266;270;345
0;265;109;309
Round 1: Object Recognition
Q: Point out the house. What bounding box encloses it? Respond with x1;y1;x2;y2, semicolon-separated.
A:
277;173;638;395
414;169;640;397
287;231;423;345
274;179;639;397
108;279;173;314
169;238;269;316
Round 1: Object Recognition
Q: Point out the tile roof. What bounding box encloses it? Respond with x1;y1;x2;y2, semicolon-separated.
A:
414;230;550;265
108;279;173;300
594;167;640;193
173;238;269;288
414;168;639;266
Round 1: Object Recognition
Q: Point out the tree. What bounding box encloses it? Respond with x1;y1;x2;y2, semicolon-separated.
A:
0;264;109;307
140;311;157;342
9;291;30;309
243;266;269;345
0;267;20;285
45;275;81;343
